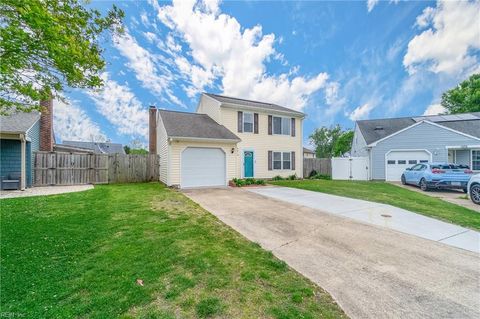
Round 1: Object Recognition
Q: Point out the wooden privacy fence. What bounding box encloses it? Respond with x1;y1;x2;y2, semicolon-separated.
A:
303;158;332;177
34;152;159;186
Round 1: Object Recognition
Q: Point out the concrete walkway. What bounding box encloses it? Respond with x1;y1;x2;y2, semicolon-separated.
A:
0;185;93;199
248;186;480;253
184;187;480;319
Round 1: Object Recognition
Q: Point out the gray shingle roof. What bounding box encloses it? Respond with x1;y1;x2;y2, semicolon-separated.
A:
159;110;240;141
204;93;305;116
440;120;480;138
0;111;41;134
357;112;480;145
357;117;416;145
303;147;315;154
61;141;126;154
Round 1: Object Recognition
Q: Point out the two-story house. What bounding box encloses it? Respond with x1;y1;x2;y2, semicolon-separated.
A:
150;93;305;188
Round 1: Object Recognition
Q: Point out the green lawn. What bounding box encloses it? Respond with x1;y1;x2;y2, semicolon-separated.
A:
1;183;345;319
270;180;480;230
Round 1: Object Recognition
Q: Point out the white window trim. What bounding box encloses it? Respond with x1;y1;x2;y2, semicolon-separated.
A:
472;149;480;171
272;116;291;136
272;151;293;170
242;112;254;133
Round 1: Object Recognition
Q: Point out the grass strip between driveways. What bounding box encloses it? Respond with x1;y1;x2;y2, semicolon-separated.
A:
270;180;480;231
1;183;346;319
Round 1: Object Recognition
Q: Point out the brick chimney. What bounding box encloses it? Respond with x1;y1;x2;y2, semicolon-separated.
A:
39;98;53;152
149;105;157;154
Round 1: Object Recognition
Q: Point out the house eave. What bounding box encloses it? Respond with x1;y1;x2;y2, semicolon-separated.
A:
220;103;305;118
168;136;241;144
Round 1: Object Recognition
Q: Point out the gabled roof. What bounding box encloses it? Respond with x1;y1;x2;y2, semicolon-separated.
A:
61;141;125;154
204;93;305;117
0;111;41;134
303;147;315;154
357;112;480;145
158;110;240;141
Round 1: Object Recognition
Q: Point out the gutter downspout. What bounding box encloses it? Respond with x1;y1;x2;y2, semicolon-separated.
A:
20;133;26;190
367;146;372;181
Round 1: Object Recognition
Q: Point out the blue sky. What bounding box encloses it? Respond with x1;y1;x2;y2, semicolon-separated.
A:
53;0;480;148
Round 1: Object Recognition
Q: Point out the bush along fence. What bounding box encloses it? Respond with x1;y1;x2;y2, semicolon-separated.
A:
33;152;159;186
303;158;332;178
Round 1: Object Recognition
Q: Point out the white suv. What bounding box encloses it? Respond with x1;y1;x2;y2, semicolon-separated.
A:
467;174;480;205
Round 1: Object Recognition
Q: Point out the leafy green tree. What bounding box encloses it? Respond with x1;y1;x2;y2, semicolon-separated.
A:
441;74;480;114
129;148;148;155
333;130;354;156
123;145;131;154
0;0;124;114
309;125;342;158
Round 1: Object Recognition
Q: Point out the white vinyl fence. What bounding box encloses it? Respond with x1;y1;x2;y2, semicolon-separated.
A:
331;157;369;180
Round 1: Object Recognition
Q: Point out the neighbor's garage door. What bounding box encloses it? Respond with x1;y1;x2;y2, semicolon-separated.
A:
386;150;431;181
181;147;226;188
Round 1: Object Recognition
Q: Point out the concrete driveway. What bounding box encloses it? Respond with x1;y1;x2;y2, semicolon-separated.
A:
183;187;480;319
249;187;479;253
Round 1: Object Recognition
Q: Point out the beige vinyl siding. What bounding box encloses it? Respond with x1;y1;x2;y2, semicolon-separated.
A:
156;114;169;185
220;108;303;178
168;140;237;186
196;94;221;123
304;152;315;159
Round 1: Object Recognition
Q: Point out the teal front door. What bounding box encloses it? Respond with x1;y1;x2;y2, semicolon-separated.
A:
244;151;254;177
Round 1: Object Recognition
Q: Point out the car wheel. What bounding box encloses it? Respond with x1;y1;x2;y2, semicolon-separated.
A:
419;178;429;191
470;184;480;205
401;174;406;185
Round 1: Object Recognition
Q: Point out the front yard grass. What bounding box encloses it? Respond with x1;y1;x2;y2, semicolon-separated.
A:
1;183;346;319
270;180;480;231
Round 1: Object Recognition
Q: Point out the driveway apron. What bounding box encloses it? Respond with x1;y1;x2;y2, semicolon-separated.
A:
183;187;480;319
248;186;480;253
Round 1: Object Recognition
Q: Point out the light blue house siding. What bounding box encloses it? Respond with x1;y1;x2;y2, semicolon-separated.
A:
370;122;479;180
0;139;21;181
351;123;368;157
0;120;40;188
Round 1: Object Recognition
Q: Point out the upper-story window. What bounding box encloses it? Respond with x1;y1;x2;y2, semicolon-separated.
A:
273;116;291;135
243;112;254;133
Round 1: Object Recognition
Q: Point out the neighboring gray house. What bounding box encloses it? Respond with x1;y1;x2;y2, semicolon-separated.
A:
58;141;126;154
303;147;316;158
351;112;480;181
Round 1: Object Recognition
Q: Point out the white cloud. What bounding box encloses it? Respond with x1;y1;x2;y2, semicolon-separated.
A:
415;6;435;28
53;99;106;142
349;103;375;121
404;0;480;76
386;38;404;62
88;74;148;139
113;28;181;106
423;103;446;115
143;31;158;43
367;0;379;12
151;0;331;110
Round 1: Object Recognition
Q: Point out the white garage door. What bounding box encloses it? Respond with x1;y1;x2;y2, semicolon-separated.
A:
386;150;431;181
181;147;226;188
